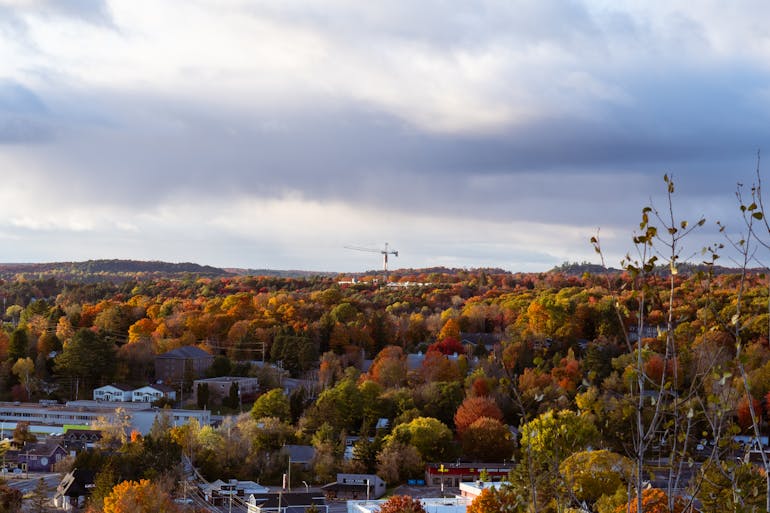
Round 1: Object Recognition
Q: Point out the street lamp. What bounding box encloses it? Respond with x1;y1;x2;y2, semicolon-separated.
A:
302;481;309;493
438;464;449;497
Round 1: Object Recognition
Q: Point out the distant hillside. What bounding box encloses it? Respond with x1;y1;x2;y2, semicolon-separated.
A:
0;259;232;282
549;262;618;275
224;268;339;278
551;260;751;277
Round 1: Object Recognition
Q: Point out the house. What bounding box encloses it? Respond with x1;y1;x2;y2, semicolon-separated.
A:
200;479;269;504
132;384;177;403
5;440;67;472
54;468;96;511
62;427;102;451
155;346;214;383
246;492;327;513
193;376;259;405
283;445;315;470
93;384;133;402
321;473;386;500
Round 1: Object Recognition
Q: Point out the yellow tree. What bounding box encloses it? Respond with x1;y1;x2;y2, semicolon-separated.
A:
11;357;35;398
437;318;460;342
102;479;180;513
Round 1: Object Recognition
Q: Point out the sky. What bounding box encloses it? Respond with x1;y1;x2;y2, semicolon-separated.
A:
1;1;770;273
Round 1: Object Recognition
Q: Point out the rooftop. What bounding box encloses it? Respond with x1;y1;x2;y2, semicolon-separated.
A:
157;346;213;359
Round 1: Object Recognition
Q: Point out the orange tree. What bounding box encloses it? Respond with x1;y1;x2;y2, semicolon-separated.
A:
616;488;684;513
102;479;180;513
377;495;426;513
454;396;503;435
467;486;522;513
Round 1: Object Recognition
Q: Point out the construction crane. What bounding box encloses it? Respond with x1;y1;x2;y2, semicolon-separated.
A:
345;242;399;281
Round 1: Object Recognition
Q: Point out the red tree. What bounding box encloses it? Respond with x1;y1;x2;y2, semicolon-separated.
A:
454;396;503;435
428;337;465;355
738;395;763;430
377;495;426;513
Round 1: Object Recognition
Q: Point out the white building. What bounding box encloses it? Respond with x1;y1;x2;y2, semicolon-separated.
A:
132;384;177;403
93;384;133;402
347;497;470;513
0;401;210;435
458;481;507;501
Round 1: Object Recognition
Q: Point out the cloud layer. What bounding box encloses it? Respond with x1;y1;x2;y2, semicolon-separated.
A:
0;1;769;271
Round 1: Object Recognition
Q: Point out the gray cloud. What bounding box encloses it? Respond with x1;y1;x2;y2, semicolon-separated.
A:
1;1;769;270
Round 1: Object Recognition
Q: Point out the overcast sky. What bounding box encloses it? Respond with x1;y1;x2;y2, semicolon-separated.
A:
0;1;769;272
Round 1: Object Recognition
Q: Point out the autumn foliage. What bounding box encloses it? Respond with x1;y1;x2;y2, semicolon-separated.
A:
427;336;465;355
454;396;503;434
737;395;763;430
467;486;521;513
461;417;514;462
617;488;685;513
377;495;426;513
102;479;181;513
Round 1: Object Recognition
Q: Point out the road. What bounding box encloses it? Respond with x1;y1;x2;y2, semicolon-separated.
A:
5;472;61;495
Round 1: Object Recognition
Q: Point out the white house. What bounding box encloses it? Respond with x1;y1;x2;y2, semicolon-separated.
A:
132;384;176;403
93;384;133;402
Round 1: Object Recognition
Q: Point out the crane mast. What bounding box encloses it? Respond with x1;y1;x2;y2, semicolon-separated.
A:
345;242;399;282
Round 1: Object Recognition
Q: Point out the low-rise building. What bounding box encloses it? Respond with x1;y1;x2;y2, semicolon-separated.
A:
62;427;102;451
93;384;133;402
132;384;176;403
458;481;507;501
193;376;259;404
5;440;67;472
247;492;327;513
0;400;210;435
321;474;386;500
347;497;470;513
425;463;512;488
200;479;270;503
54;469;96;511
155;346;214;383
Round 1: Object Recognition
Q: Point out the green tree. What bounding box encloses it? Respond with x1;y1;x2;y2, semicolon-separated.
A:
518;409;599;512
222;382;240;409
416;381;464;427
386;416;453;462
304;370;363;433
54;328;116;395
196;383;210;409
520;409;599;466
271;334;318;377
559;450;633;507
251;389;291;422
8;328;28;362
